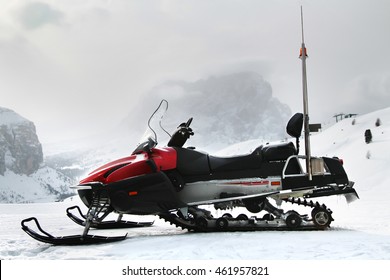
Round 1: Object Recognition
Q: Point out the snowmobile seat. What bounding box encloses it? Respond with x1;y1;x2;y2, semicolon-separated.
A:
208;142;296;173
175;147;211;176
208;146;263;172
175;142;296;179
261;142;297;162
175;146;264;176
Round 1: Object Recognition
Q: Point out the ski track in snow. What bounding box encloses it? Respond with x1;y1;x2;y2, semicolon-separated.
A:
2;108;390;260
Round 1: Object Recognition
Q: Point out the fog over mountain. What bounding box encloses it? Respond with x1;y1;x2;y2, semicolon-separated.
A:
43;72;293;186
126;72;292;149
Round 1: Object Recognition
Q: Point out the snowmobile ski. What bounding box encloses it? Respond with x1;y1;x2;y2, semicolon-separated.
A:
21;188;130;245
66;205;154;229
21;217;127;245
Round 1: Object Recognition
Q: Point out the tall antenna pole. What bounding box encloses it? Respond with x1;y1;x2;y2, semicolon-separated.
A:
300;6;312;180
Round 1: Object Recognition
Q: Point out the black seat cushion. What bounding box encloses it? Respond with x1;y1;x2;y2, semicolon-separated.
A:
262;142;296;162
175;148;210;176
174;143;296;177
209;146;263;172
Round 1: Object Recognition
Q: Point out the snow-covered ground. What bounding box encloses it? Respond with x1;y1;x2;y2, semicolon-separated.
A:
0;167;75;203
1;108;390;261
1;197;390;260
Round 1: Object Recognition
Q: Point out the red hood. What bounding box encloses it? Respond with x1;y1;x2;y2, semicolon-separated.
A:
78;147;177;185
79;153;147;185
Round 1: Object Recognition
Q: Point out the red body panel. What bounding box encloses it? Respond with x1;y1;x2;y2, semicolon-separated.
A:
151;147;177;171
79;147;177;185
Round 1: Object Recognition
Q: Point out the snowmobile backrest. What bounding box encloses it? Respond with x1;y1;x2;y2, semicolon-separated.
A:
286;113;303;138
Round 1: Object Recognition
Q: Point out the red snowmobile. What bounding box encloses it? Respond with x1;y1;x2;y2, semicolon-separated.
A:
22;99;358;245
21;14;358;244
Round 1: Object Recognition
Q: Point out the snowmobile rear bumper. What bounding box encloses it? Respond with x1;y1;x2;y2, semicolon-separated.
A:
304;182;359;202
21;217;127;245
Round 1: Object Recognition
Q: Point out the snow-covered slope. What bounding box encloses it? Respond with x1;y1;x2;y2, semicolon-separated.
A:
0;167;74;203
1;107;390;260
310;108;390;234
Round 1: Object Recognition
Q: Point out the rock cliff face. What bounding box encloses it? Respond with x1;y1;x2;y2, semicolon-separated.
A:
0;107;73;203
0;107;43;176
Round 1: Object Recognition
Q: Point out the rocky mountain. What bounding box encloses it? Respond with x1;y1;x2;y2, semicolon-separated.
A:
0;107;43;176
0;107;74;203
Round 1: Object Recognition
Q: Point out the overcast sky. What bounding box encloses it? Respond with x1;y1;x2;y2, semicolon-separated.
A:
1;0;389;143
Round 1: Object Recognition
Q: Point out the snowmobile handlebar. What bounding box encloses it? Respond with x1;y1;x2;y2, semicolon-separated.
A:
167;117;194;147
185;117;193;128
178;119;194;136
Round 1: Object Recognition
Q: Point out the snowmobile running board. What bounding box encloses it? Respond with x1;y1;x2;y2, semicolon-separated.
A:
21;217;127;245
66;206;154;229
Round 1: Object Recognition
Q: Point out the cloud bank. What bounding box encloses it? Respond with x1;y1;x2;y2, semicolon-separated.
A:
0;0;389;143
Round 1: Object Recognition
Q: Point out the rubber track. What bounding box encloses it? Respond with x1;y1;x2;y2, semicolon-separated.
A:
158;198;332;232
